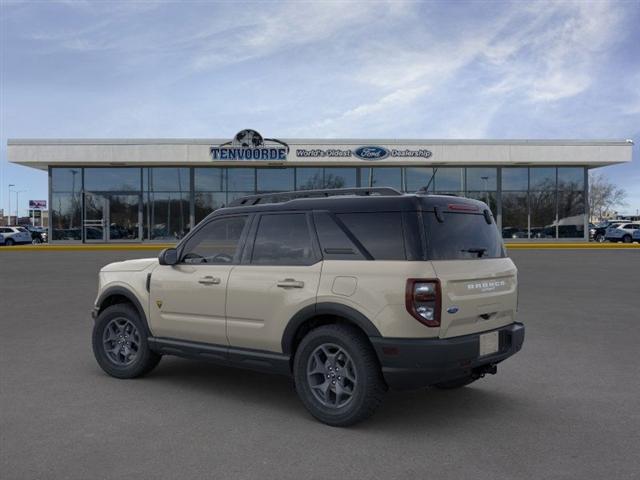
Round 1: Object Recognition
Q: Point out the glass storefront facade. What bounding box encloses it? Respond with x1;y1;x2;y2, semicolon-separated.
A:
49;166;588;242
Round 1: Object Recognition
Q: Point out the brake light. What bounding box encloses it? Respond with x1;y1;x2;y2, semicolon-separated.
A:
405;279;441;327
448;203;479;212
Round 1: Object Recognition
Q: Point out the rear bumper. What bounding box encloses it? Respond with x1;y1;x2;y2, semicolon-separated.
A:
370;322;525;391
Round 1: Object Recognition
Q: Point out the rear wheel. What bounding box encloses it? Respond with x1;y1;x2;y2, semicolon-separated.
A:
5;238;14;246
293;324;386;427
92;303;161;379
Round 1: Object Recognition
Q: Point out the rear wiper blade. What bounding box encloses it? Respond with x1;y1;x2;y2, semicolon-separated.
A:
461;248;487;258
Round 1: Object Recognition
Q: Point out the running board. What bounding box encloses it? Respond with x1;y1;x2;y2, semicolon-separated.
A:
147;337;291;376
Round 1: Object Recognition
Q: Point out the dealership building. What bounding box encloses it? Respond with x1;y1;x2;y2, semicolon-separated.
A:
7;131;633;243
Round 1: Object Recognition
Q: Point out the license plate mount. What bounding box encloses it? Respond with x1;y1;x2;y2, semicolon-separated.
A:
479;331;499;357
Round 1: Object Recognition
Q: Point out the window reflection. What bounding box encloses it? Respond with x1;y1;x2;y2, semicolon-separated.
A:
557;191;584;238
145;168;189;192
296;168;324;190
145;193;189;240
324;168;357;188
194;168;225;191
530;190;556;238
51;193;81;240
85;168;141;191
257;168;294;193
227;168;255;191
466;168;497;191
195;192;226;225
367;168;402;190
435;168;464;192
502;168;528;191
501;192;528;239
557;167;584;190
529;168;556;190
404;167;434;192
51;168;82;193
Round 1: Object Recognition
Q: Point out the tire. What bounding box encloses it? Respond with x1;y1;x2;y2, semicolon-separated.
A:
5;238;14;246
622;235;632;243
595;233;605;243
433;376;477;389
293;324;386;427
32;238;42;245
92;303;161;379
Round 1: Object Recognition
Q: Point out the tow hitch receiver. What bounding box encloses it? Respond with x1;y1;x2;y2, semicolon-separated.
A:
472;364;497;379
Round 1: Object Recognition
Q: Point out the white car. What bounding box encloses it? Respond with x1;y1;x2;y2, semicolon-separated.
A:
0;226;32;246
605;223;640;243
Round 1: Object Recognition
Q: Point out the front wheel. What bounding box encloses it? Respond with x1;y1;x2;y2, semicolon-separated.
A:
595;233;605;243
5;238;14;246
622;235;632;243
293;324;386;427
92;304;161;379
32;237;42;244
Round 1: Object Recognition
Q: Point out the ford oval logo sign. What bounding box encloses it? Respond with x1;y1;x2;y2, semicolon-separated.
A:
447;306;459;314
354;146;389;160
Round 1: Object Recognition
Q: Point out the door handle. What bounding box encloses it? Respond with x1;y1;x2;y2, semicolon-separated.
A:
277;278;305;288
198;276;221;285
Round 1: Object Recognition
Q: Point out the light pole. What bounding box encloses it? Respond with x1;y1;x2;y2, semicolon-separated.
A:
15;190;26;224
481;176;489;205
8;184;15;225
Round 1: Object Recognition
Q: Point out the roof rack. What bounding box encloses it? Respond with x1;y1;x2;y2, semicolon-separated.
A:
228;187;402;207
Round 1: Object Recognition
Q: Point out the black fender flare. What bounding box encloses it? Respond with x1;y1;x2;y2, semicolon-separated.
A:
281;302;381;355
95;286;151;336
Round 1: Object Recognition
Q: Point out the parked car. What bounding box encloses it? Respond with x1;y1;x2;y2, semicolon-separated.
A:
0;226;32;246
591;220;626;242
91;187;524;427
605;223;640;243
20;225;48;244
632;229;640;243
502;227;527;239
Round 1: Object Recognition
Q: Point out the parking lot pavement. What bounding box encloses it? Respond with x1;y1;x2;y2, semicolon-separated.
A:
1;249;639;480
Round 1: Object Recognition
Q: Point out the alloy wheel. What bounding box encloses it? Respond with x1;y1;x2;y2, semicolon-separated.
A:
102;317;141;366
306;343;357;408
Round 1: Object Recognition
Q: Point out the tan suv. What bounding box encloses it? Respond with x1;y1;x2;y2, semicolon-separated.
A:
91;188;524;426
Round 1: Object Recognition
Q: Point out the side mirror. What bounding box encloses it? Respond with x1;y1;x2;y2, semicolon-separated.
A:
158;247;178;266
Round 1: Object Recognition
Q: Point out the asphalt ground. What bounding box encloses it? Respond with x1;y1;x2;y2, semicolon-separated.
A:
1;249;639;480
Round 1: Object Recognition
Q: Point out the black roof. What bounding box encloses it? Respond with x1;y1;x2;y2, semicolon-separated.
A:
212;188;490;217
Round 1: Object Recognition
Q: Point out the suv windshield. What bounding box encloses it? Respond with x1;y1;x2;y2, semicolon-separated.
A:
423;212;505;260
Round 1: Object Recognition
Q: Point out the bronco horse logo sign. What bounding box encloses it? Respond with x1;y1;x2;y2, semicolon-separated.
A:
210;129;290;161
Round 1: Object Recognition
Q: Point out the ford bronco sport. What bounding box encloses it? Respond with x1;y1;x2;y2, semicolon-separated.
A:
92;188;524;426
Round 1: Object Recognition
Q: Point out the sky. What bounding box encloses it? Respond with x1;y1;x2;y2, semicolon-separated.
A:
1;0;639;216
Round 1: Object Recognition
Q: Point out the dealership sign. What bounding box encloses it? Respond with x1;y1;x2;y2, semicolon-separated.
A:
29;200;47;209
211;129;289;161
211;131;433;162
296;146;433;160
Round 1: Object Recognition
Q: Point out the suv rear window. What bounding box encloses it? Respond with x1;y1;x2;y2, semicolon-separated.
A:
336;212;405;260
423;212;505;260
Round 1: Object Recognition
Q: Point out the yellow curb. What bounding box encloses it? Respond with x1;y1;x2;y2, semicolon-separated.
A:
1;243;638;251
505;243;640;249
0;244;174;251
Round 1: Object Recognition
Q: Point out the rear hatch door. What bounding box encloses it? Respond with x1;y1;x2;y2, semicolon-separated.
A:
422;207;517;338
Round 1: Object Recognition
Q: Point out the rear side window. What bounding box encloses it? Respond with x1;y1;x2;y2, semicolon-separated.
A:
336;212;406;260
251;213;316;265
313;212;366;260
423;212;505;260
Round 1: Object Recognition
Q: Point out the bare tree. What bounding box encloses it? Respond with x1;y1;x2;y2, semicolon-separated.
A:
589;172;627;221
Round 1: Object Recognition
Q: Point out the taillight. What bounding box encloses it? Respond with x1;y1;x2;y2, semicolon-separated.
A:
405;279;441;327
